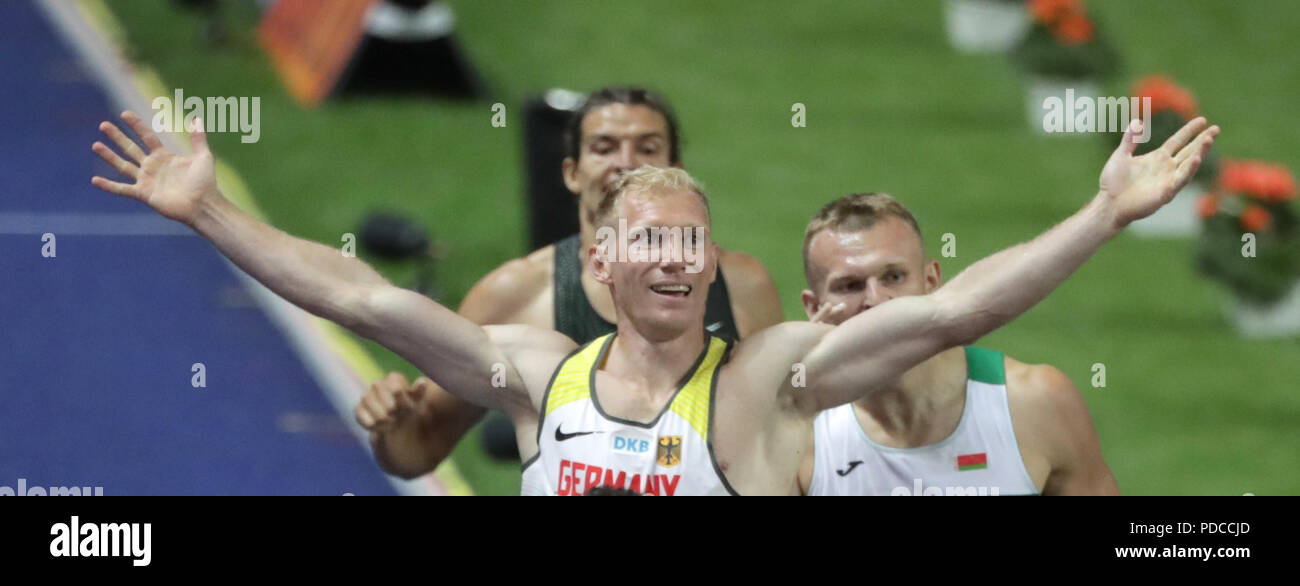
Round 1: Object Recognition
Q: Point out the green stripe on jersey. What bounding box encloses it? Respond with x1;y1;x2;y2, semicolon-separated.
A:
965;346;1005;385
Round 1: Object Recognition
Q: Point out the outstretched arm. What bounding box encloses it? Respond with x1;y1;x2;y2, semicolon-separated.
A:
793;118;1219;414
90;112;534;414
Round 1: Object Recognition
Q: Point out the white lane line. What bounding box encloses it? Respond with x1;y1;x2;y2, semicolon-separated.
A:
0;212;194;236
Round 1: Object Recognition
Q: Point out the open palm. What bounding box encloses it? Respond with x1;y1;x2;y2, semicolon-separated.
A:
1099;117;1219;228
91;111;218;225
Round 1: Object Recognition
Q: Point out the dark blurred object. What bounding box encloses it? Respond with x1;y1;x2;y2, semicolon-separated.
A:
359;212;429;258
480;90;587;461
336;0;486;99
523;89;586;251
358;212;440;299
480;413;520;461
174;0;226;46
586;486;640;496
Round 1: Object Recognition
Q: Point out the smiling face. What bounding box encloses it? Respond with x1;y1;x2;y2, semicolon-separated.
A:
591;183;716;343
563;103;677;222
801;215;941;325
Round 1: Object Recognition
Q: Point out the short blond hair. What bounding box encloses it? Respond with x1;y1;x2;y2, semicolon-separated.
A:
802;192;924;286
592;166;711;229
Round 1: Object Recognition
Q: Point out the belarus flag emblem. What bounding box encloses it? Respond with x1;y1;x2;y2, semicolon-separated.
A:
956;453;988;471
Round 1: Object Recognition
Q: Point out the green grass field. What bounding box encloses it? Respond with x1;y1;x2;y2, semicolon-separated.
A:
107;0;1299;495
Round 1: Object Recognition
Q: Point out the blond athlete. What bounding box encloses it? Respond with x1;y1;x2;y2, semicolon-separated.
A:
354;88;783;478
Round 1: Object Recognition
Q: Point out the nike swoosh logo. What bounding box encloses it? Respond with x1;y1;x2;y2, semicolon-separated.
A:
555;425;598;442
706;321;724;332
836;461;864;477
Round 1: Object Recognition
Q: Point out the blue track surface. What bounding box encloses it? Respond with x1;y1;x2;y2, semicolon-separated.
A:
0;0;397;495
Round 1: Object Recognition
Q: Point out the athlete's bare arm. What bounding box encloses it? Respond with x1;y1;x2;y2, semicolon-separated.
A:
89;112;566;421
359;250;553;478
705;118;1217;495
458;248;556;327
718;250;784;336
786;118;1219;416
366;247;782;478
1006;360;1119;495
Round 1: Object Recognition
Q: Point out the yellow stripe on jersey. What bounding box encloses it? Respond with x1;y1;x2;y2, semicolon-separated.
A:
544;334;612;416
669;337;728;442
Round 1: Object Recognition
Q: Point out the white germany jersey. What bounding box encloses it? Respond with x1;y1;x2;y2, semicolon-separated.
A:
520;333;737;496
809;347;1039;496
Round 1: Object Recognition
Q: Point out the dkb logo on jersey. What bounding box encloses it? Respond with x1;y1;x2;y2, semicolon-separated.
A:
657;436;682;468
612;434;651;456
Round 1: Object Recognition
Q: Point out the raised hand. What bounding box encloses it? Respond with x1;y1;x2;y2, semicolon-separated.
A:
809;301;850;325
91;111;219;225
1099;116;1220;228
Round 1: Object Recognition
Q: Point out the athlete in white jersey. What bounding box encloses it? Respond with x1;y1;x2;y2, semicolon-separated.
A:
809;347;1039;495
794;194;1120;495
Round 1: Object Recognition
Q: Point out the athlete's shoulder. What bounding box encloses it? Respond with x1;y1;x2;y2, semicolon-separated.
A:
1003;357;1092;460
1002;355;1118;495
484;323;577;355
460;245;556;324
1004;358;1081;409
717;248;784;335
484;323;579;410
717;248;770;281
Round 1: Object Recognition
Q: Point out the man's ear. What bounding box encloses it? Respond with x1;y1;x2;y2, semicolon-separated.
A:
562;157;581;195
800;289;820;320
924;259;942;293
590;241;614;285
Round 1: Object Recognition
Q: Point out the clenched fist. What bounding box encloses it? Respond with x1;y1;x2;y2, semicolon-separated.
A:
354;372;434;433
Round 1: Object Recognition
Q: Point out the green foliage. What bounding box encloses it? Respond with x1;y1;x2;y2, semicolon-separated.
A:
1196;202;1300;305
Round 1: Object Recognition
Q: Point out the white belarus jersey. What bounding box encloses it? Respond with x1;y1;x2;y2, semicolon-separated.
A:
809;347;1039;496
521;333;736;496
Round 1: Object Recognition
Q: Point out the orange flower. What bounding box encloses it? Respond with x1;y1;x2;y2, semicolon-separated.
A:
1219;160;1254;195
1029;0;1081;25
1219;160;1298;203
1259;164;1297;203
1196;193;1219;219
1240;205;1272;232
1054;14;1094;44
1131;75;1198;120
